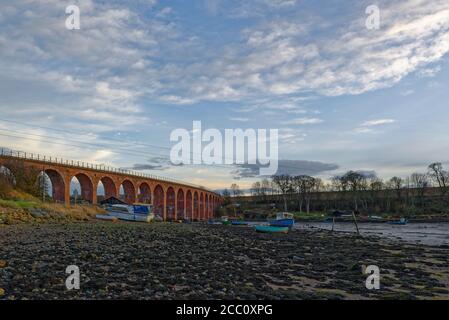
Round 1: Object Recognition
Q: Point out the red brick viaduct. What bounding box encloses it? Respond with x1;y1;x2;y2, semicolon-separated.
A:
0;150;222;221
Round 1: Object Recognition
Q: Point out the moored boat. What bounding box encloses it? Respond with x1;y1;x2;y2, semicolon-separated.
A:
269;212;295;228
107;204;154;223
254;225;289;234
95;214;118;222
387;218;408;225
231;220;248;226
221;216;231;225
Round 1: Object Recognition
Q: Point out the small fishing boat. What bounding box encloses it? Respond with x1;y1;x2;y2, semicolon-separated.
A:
221;216;231;225
95;214;118;222
255;225;289;234
269;212;295;228
231;220;249;226
387;218;408;225
107;204;154;223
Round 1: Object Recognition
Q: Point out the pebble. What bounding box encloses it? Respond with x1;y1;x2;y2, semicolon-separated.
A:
0;222;447;300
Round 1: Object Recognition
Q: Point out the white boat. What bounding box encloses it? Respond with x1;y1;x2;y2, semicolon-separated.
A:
95;214;118;222
107;204;154;223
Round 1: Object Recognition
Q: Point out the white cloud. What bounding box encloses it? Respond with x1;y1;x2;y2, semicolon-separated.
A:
361;119;396;127
288;118;323;125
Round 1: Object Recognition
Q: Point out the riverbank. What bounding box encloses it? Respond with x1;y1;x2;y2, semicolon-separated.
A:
1;222;448;300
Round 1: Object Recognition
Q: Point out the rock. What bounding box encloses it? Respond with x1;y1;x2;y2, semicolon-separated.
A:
0;260;6;268
0;288;5;297
29;209;48;219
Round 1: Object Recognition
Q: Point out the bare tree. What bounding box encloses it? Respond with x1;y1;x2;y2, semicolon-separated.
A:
272;175;291;211
428;163;448;197
388;177;404;200
251;181;261;197
410;173;429;208
261;178;270;201
292;175;317;214
230;183;242;197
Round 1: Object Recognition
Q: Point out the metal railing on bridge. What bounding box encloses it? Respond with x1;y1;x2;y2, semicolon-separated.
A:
0;148;215;193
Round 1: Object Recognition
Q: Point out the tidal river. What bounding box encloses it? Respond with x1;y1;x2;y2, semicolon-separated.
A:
294;222;449;247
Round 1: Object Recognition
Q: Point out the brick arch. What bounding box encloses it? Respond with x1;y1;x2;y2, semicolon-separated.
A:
138;182;151;204
44;168;65;203
153;184;164;217
71;172;94;203
200;193;204;220
206;194;210;219
120;179;136;204
193;191;199;221
177;188;185;220
98;176;117;200
166;187;176;220
186;190;193;220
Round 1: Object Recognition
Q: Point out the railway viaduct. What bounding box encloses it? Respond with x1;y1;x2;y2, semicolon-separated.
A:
0;150;222;221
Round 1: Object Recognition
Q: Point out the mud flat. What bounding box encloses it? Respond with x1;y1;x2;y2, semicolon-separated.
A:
0;222;448;300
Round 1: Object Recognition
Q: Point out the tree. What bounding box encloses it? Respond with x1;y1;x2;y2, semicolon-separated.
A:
230;183;243;198
272;175;291;211
388;177;403;200
292;175;316;214
251;182;261;197
221;189;231;205
368;177;384;212
428;163;448;197
261;178;270;199
340;171;367;211
410;173;429;207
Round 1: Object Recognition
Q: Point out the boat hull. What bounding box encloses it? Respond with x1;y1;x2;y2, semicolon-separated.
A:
387;221;408;225
231;221;248;226
95;215;118;222
269;219;295;227
254;225;289;234
108;212;153;223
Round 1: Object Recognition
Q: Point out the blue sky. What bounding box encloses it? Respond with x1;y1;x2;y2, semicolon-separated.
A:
1;0;449;190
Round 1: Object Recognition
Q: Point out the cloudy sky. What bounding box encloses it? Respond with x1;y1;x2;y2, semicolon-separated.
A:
1;0;449;190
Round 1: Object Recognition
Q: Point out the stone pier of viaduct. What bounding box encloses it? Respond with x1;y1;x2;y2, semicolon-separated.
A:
0;150;221;221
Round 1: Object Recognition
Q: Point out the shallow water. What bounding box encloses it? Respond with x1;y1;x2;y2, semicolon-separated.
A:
294;222;449;247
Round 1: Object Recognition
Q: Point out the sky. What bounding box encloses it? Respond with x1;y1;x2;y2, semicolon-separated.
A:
1;0;449;191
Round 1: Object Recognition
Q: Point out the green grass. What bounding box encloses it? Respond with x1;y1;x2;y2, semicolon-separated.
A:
292;211;327;220
0;199;40;209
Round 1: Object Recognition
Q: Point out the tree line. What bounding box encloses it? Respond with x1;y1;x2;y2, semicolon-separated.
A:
222;162;449;216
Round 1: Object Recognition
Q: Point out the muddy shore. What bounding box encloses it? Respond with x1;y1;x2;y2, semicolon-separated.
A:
0;222;448;300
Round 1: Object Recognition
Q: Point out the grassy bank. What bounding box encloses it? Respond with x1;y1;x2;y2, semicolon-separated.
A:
0;190;105;225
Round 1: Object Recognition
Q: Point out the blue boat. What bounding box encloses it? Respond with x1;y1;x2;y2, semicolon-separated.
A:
231;220;248;226
387;218;408;225
269;212;295;228
255;225;289;234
